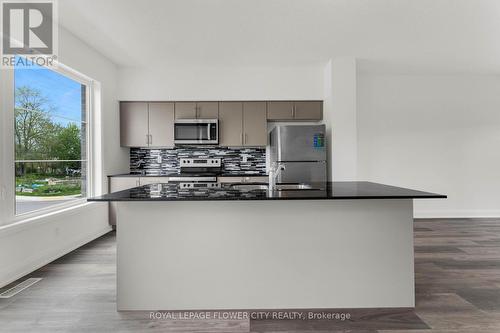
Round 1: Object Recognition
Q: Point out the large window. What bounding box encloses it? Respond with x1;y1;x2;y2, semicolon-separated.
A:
13;61;91;215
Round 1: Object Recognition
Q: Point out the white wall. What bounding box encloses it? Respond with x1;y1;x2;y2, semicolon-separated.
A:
118;60;500;219
118;65;323;101
59;28;129;186
0;27;126;288
323;58;357;181
0;203;109;287
357;74;500;218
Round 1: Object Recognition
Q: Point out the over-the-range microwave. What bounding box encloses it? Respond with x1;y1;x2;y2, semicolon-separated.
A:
174;119;218;145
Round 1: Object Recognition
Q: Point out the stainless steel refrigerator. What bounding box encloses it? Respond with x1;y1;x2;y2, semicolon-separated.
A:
269;125;327;184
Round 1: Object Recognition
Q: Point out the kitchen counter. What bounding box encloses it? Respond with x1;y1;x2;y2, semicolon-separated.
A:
88;181;445;202
103;181;445;311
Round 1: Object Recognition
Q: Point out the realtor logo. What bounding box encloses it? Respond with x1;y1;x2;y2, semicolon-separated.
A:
1;0;58;68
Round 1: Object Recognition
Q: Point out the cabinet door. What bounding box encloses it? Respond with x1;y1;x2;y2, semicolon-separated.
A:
109;176;141;226
120;102;149;147
148;102;175;147
175;102;197;119
244;176;269;183
294;101;323;120
243;102;267;147
217;177;244;183
196;102;218;119
139;177;170;185
267;101;294;120
219;102;243;147
109;177;141;192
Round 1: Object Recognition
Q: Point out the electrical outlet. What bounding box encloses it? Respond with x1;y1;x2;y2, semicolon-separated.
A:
242;155;248;163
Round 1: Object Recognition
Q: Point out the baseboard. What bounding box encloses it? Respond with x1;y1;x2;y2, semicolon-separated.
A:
414;210;500;219
0;226;111;289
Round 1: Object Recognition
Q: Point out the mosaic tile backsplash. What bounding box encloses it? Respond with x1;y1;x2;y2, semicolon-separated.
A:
130;147;266;176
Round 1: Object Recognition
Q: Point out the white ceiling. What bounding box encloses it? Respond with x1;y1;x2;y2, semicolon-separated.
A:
59;0;500;73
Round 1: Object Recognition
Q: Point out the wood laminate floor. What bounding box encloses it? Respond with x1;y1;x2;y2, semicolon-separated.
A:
1;218;500;332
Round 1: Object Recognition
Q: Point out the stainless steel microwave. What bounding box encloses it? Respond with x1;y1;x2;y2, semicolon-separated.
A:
174;119;218;145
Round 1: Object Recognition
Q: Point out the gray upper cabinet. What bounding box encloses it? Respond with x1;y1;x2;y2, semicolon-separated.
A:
120;102;149;147
243;102;267;147
196;102;218;119
148;102;174;147
218;102;267;147
219;102;243;147
175;102;218;119
294;101;323;120
120;102;174;148
267;101;323;121
174;102;197;119
267;101;294;120
122;100;321;148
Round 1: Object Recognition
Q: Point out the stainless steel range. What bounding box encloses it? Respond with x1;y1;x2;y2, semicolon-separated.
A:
168;158;222;183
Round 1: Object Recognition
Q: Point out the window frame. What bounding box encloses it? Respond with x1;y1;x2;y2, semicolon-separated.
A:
0;61;96;226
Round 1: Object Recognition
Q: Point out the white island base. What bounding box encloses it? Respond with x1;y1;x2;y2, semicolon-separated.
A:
116;199;414;310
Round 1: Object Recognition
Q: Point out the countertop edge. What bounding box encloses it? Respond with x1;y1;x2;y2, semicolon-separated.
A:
88;195;446;202
108;173;269;178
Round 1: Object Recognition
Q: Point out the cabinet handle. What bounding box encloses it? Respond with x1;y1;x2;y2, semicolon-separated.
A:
150;134;153;145
241;132;243;145
244;133;248;145
292;104;296;118
146;134;149;145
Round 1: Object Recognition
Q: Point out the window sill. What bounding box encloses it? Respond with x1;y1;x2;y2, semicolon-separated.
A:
0;200;105;235
14;197;88;221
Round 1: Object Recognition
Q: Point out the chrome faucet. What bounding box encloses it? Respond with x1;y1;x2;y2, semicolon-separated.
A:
269;162;285;190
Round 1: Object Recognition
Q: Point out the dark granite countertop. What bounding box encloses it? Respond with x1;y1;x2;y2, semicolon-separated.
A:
88;181;446;202
108;173;268;178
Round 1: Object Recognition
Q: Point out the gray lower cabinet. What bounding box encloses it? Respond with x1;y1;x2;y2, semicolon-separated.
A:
243;102;267;146
120;102;149;147
267;101;323;121
219;102;244;146
109;176;141;192
109;176;141;226
120;102;174;148
217;176;269;183
109;176;170;225
139;177;170;185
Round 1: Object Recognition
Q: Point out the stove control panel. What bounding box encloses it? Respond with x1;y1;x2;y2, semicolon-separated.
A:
179;182;221;189
180;158;221;168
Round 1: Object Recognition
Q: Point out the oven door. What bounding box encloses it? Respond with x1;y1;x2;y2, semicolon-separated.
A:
174;119;218;144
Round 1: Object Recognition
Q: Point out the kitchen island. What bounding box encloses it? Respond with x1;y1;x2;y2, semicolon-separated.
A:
89;181;445;311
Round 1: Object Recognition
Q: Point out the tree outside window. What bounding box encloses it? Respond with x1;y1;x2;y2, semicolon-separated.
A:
14;64;87;215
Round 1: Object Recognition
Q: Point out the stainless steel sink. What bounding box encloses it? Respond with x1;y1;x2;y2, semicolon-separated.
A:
274;184;325;191
230;184;268;191
274;184;316;191
231;183;322;191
